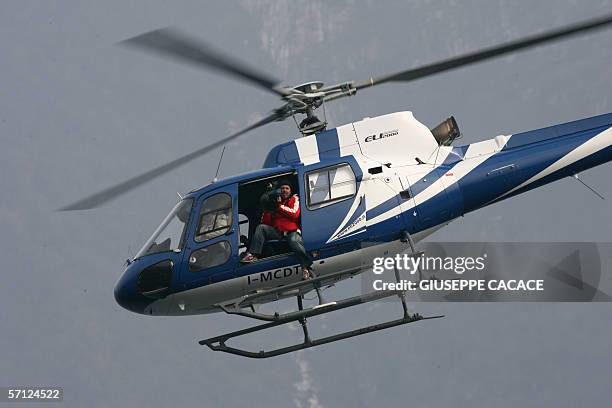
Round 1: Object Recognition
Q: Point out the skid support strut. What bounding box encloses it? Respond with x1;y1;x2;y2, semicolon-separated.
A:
199;250;443;358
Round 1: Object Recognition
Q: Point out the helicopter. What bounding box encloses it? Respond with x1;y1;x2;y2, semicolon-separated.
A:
60;15;612;358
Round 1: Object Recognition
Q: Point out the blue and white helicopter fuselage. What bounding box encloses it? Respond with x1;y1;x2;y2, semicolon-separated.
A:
115;110;612;317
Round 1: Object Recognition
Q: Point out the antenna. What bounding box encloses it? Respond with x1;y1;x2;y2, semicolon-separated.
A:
572;173;605;200
213;145;226;183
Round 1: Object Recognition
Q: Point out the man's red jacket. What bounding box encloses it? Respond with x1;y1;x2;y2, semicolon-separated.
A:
261;194;300;233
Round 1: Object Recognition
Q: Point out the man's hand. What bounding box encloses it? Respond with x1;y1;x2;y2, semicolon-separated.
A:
270;196;281;213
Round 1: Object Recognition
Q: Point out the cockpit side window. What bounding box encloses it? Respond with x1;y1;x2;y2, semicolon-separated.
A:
195;193;233;242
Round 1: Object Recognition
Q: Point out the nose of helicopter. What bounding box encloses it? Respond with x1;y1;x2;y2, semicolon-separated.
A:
114;263;151;314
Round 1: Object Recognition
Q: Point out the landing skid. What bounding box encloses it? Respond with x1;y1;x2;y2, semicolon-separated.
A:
199;247;443;358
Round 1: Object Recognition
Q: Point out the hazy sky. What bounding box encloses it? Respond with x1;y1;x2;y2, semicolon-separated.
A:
1;1;611;407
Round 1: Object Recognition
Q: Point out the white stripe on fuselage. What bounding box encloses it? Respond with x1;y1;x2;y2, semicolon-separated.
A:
295;137;320;165
336;124;361;157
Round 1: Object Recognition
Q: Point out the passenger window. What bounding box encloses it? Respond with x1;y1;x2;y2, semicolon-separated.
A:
306;164;356;208
189;241;231;272
195;193;232;242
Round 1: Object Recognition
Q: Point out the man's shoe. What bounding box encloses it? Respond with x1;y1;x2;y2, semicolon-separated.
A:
240;253;259;263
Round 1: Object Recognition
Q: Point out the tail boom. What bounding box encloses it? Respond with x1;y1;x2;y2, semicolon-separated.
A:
456;113;612;213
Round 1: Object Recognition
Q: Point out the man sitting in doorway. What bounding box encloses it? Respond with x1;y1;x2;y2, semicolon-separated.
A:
240;179;313;279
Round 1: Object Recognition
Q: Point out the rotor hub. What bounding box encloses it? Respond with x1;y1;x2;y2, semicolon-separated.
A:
292;81;324;94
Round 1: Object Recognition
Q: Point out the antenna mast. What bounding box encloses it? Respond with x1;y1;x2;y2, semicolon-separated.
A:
213;146;226;183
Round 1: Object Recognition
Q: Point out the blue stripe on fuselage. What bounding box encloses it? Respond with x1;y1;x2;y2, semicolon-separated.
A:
366;195;399;220
283;142;300;163
315;128;340;159
262;142;300;167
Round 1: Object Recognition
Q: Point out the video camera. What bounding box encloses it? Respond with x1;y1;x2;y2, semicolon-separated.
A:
260;181;281;212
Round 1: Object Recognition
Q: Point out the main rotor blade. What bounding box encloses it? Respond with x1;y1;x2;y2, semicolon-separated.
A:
120;28;289;97
58;113;282;211
355;13;612;89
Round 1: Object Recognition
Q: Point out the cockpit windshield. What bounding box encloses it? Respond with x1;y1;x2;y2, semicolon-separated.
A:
135;198;194;259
